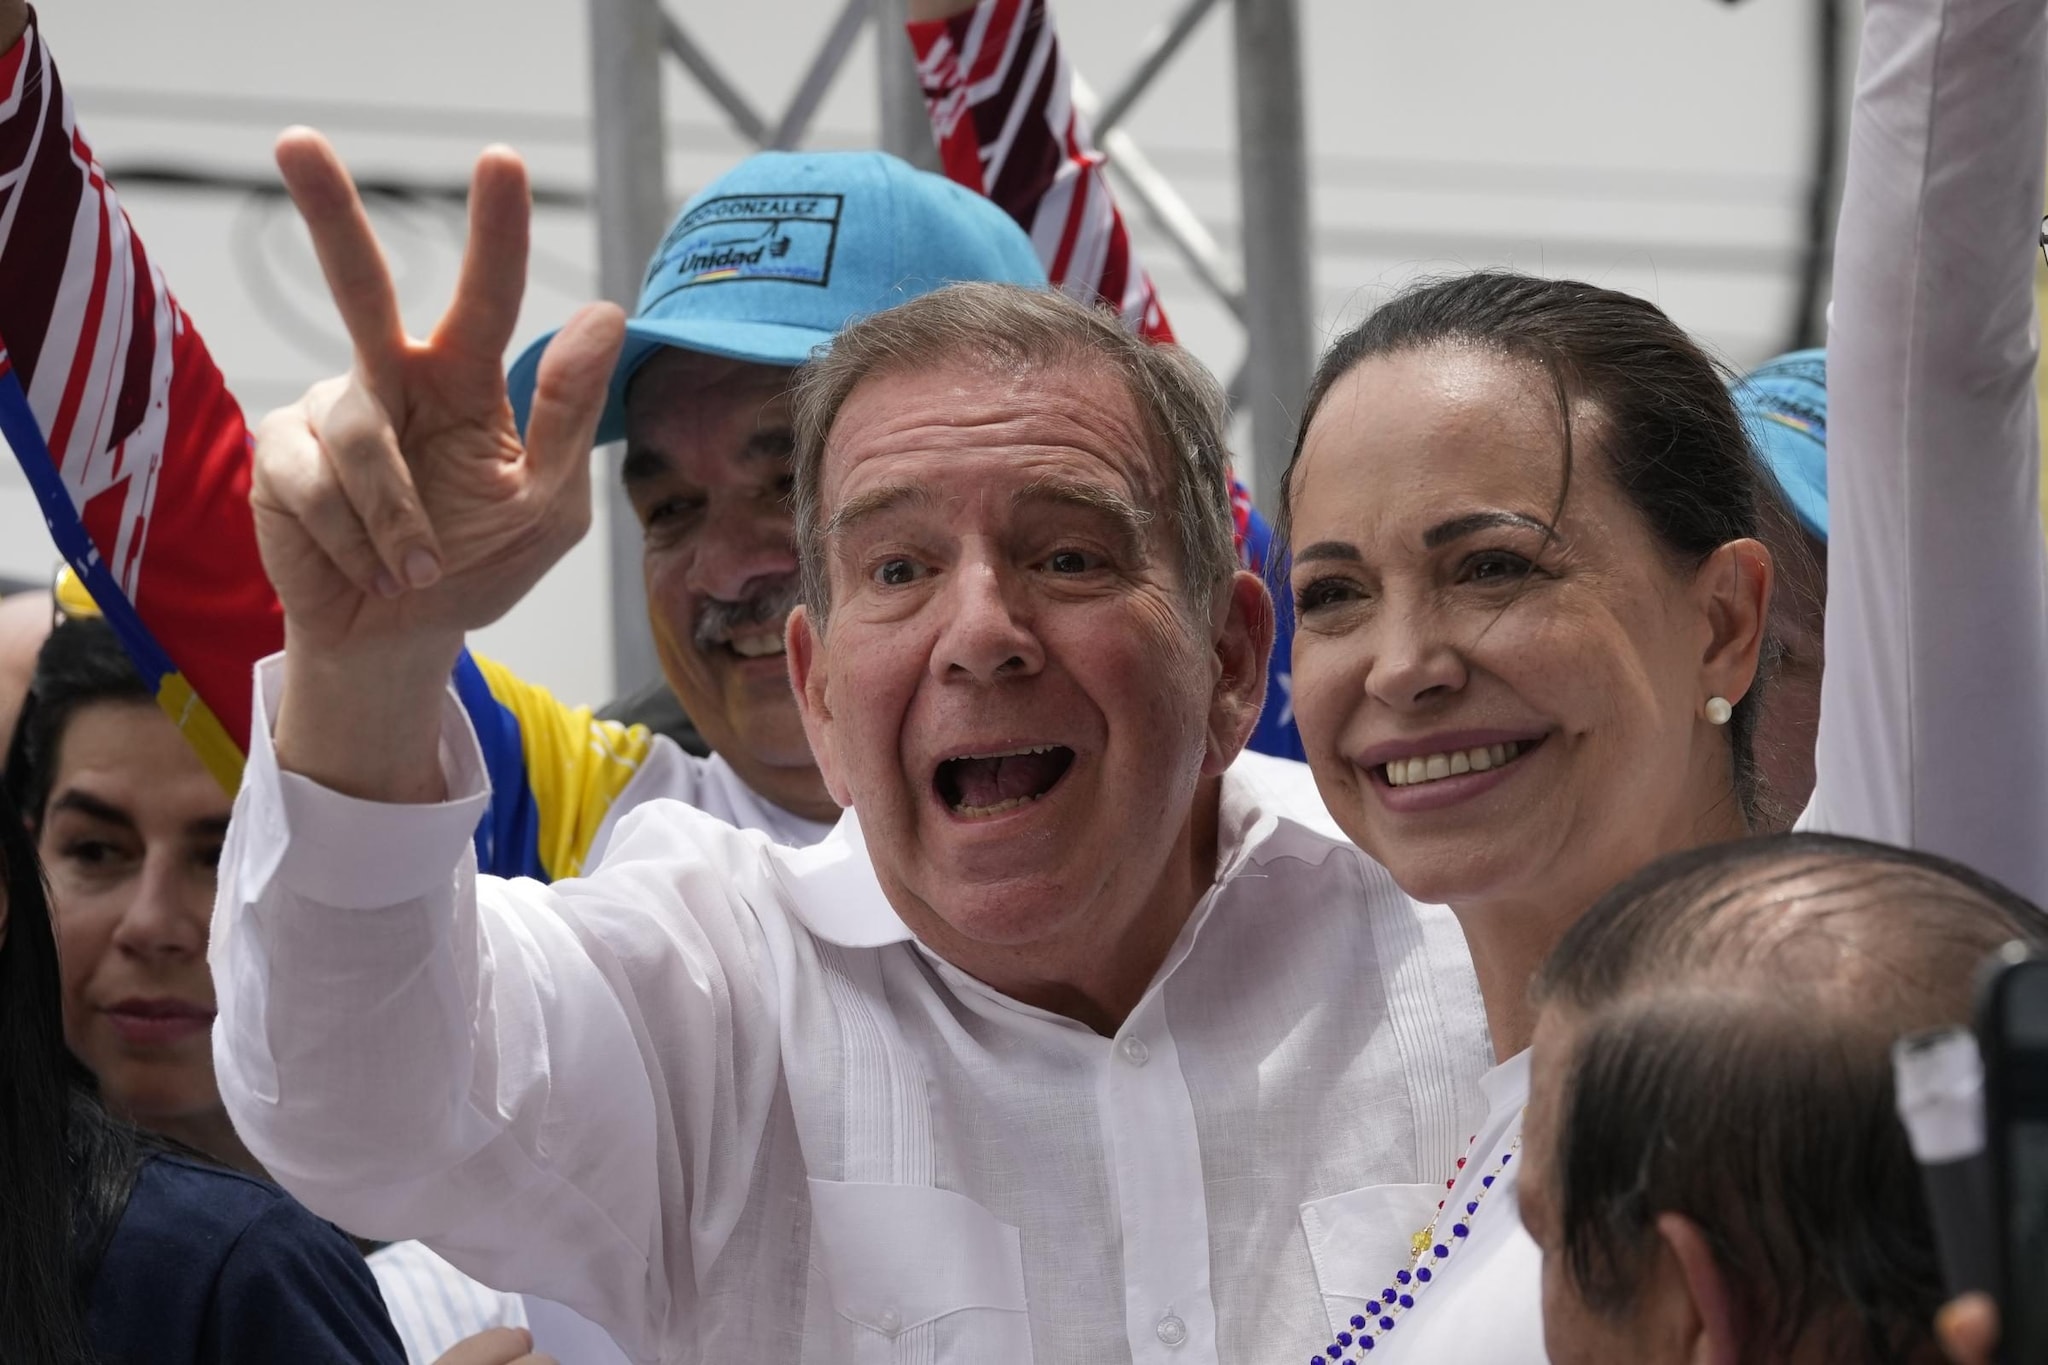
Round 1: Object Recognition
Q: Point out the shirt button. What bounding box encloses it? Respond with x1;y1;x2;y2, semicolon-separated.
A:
1156;1313;1187;1346
877;1309;901;1336
1121;1036;1151;1066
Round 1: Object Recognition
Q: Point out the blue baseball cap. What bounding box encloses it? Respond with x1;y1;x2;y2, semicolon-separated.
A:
507;150;1047;444
1731;348;1828;542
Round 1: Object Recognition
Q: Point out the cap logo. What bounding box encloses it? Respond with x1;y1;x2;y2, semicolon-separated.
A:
644;192;843;302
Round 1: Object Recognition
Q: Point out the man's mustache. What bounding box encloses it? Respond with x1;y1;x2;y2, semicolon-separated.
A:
692;577;803;652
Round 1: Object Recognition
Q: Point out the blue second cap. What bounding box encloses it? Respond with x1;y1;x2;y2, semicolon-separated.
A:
1731;347;1829;543
507;149;1048;445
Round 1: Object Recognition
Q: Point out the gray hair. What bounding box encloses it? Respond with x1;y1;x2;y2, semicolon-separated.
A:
790;282;1236;627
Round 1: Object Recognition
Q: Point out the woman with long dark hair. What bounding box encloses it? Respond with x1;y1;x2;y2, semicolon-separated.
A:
5;613;559;1365
0;719;410;1362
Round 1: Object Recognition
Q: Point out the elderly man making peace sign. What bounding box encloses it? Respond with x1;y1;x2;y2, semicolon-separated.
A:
213;133;1488;1363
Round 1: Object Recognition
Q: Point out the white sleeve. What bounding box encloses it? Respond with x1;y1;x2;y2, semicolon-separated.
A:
210;658;785;1363
1804;0;2048;905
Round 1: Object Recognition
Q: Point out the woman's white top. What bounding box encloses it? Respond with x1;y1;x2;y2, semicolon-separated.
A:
1307;1053;1542;1363
1347;0;2048;1357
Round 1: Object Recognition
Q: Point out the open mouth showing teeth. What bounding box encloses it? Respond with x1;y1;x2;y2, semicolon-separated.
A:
934;745;1076;818
1382;739;1540;788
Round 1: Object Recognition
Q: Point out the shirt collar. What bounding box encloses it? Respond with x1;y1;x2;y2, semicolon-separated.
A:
1213;751;1352;879
1480;1047;1532;1112
772;808;916;948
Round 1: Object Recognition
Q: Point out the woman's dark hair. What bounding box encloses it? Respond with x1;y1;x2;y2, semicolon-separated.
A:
1;761;150;1363
1278;270;1772;821
2;619;166;1363
4;617;151;826
1530;832;2048;1363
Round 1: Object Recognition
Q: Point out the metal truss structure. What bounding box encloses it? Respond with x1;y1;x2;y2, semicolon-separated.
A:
587;0;1312;694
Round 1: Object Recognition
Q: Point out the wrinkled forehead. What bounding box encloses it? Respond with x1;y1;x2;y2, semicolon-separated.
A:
820;357;1170;516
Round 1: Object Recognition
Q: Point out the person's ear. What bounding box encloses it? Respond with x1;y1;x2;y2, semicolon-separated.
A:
1694;538;1772;709
786;604;850;806
1657;1213;1742;1365
1203;570;1274;777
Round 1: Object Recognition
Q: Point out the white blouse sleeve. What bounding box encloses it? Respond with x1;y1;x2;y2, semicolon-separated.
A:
1804;0;2048;906
211;659;785;1363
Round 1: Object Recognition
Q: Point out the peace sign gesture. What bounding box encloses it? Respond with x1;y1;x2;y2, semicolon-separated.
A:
252;128;624;665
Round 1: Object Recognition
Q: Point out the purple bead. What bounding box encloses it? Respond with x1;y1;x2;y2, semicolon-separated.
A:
1338;1332;1354;1347
1379;1316;1395;1332
1351;1315;1368;1330
1417;1267;1433;1282
1395;1271;1412;1286
1312;1357;1326;1365
1362;1338;1375;1352
1481;1175;1495;1187
1328;1345;1342;1357
1452;1223;1470;1238
1465;1201;1478;1214
1398;1294;1414;1309
1432;1244;1448;1258
1502;1153;1513;1164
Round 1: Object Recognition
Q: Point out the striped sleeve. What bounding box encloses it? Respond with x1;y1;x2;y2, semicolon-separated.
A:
0;11;276;790
909;0;1173;344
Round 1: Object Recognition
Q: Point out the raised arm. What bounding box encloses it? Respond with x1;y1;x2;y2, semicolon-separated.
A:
211;135;768;1352
215;658;783;1357
1808;0;2048;902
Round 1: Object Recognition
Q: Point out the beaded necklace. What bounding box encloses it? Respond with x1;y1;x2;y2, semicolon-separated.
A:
1307;1121;1523;1363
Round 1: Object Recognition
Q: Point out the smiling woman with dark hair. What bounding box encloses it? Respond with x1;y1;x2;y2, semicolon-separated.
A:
1274;0;2048;1358
0;721;408;1364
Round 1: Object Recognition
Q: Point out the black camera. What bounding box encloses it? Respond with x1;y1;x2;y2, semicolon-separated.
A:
1897;945;2048;1364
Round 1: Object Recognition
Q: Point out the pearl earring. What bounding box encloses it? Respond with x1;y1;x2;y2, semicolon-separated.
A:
1704;696;1733;726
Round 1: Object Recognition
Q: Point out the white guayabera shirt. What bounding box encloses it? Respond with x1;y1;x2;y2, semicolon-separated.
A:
211;671;1493;1365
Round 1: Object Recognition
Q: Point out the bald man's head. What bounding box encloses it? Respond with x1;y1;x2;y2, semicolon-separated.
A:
1524;834;2048;1365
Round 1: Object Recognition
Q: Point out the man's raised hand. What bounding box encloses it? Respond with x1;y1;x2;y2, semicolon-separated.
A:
252;129;624;666
257;129;623;802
